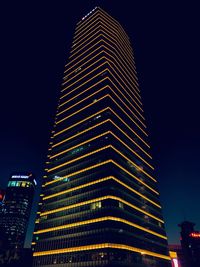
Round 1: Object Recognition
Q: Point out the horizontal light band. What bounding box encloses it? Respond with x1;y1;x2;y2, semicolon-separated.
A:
58;84;146;132
47;145;110;172
40;195;163;223
62;64;143;116
50;131;110;159
72;23;134;69
70;31;135;82
62;60;107;89
50;130;154;171
47;144;156;192
111;145;155;180
43;175;160;208
45;160;112;186
56;94;148;144
33;242;170;260
72;9;139;85
66;37;135;86
74;14;134;66
64;44;138;103
34;216;165;240
52;115;151;158
112;160;158;194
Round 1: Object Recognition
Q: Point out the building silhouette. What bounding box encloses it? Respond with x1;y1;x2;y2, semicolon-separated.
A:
178;221;200;267
32;7;170;267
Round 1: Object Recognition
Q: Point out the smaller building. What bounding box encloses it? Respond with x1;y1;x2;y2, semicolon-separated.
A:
178;221;200;267
0;173;36;250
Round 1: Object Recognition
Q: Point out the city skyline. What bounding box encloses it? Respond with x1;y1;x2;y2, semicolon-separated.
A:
0;0;200;248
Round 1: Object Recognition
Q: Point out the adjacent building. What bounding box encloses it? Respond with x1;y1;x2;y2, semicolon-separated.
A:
32;7;170;267
0;173;36;250
178;221;200;267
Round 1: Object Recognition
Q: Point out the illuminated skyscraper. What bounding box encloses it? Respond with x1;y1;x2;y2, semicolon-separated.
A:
0;173;36;249
32;7;171;267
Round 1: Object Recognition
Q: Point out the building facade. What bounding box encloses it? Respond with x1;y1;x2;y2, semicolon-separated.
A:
178;221;200;267
32;7;170;267
0;173;36;250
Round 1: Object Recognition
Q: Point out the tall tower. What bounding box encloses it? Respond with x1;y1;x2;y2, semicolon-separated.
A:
32;7;171;267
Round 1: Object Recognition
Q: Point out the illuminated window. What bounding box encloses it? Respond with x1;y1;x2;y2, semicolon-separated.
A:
119;202;124;209
91;201;102;210
11;181;16;187
21;182;26;187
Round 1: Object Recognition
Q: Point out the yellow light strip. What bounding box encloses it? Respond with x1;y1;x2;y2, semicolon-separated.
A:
62;60;107;88
47;145;110;172
72;21;133;62
64;44;138;100
74;11;118;43
47;146;157;194
70;11;140;85
53;118;110;147
112;160;158;194
64;43;138;95
62;56;105;87
56;93;148;140
45;160;112;186
110;132;154;171
52;117;151;159
43;176;112;200
58;84;146;132
64;53;142;112
99;8;134;54
74;12;134;64
111;145;155;180
62;64;143;115
43;175;160;208
60;77;107;107
70;30;135;76
109;107;149;147
39;195;163;223
34;215;164;239
65;36;135;86
54;108;109;136
50;131;109;159
61;73;144;122
61;68;107;98
50;129;153;171
33;243;170;260
107;75;143;119
109;119;151;158
58;85;108;116
63;55;141;107
45;158;157;198
56;94;108;124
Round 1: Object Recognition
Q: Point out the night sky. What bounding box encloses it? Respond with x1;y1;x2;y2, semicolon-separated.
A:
0;0;200;247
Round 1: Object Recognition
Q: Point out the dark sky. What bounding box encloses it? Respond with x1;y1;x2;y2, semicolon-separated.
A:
0;0;200;247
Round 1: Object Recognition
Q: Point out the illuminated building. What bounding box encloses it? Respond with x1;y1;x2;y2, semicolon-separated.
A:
178;221;200;267
32;7;170;267
0;173;36;249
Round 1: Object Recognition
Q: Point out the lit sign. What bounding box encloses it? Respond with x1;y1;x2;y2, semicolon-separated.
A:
11;175;29;179
33;179;37;186
189;232;200;238
53;175;70;182
172;259;179;267
81;7;97;21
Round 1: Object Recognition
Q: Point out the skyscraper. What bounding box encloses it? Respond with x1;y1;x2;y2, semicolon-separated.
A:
32;7;170;267
0;173;36;249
